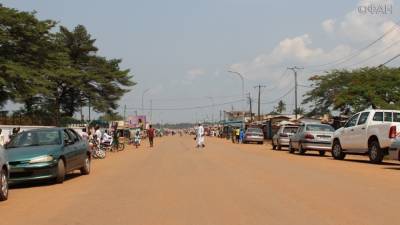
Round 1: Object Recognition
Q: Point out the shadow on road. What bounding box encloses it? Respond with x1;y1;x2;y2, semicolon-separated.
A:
326;158;400;166
10;173;82;189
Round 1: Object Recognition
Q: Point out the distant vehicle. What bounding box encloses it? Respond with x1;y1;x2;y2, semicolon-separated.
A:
0;146;9;201
5;128;91;184
332;110;400;163
289;123;334;156
272;125;299;150
243;127;264;144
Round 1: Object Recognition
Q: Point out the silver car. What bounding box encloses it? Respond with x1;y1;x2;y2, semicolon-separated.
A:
289;123;334;156
243;127;264;144
272;125;299;150
0;146;9;201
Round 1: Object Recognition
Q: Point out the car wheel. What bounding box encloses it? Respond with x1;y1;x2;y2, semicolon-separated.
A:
369;140;384;164
80;154;91;175
289;142;295;154
55;159;66;184
0;168;8;201
319;151;326;156
298;144;306;155
332;140;346;160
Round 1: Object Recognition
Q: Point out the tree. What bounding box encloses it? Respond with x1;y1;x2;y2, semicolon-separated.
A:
99;111;123;121
303;67;400;116
0;4;56;108
273;100;286;114
293;107;305;115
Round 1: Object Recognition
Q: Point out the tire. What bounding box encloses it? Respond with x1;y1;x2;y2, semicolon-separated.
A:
319;151;326;156
298;144;306;155
0;168;8;201
288;142;295;154
80;154;91;175
259;142;264;145
369;140;384;164
332;140;346;160
55;159;65;184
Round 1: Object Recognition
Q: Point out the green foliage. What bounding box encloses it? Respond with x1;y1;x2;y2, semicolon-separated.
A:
303;67;400;116
273;100;286;114
0;4;135;125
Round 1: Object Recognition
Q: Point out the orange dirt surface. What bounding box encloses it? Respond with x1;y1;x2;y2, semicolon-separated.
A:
1;135;400;225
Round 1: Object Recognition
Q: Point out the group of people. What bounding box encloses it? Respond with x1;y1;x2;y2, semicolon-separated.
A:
0;127;21;147
231;127;245;144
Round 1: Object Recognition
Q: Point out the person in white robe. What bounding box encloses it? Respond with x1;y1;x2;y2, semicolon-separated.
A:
196;123;205;148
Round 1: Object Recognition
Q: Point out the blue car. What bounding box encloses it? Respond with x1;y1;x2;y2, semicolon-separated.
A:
5;128;91;184
0;145;9;201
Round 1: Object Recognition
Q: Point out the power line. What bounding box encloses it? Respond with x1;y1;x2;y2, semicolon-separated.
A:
379;53;400;67
304;19;400;71
125;99;245;111
261;87;295;105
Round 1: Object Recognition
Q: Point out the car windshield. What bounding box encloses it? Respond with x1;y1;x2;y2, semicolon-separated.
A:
7;130;61;148
247;128;262;133
283;127;298;134
305;124;334;132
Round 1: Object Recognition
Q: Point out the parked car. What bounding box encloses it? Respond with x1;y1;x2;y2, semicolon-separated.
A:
289;123;334;156
0;146;9;201
243;127;264;144
332;110;400;163
272;125;299;150
5;128;91;184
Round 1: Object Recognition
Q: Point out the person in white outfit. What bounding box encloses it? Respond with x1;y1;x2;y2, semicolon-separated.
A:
196;123;205;148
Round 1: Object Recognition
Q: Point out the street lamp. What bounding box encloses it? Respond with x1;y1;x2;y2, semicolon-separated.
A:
227;70;245;100
141;88;150;115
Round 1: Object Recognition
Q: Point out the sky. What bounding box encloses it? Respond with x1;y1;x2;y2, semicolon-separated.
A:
2;0;400;123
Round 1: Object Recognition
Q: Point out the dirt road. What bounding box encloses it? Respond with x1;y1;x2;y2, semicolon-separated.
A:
1;136;400;225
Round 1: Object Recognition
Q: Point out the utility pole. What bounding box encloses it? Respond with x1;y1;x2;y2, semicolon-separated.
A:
288;66;304;120
150;99;153;123
123;104;126;122
248;92;253;122
254;85;266;121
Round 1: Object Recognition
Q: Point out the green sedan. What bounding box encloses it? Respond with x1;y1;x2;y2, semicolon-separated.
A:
5;128;91;184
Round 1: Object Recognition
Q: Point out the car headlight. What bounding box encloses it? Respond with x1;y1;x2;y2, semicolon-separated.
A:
29;155;54;164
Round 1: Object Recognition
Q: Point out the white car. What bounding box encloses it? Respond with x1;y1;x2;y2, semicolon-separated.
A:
332;110;400;163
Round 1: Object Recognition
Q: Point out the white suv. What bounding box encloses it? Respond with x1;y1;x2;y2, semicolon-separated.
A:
332;110;400;163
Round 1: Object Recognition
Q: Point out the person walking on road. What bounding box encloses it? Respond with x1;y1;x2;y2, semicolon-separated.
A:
239;129;245;144
147;125;155;148
196;123;205;148
235;127;240;144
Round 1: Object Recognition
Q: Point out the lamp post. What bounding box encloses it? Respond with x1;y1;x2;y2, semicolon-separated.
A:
228;70;245;127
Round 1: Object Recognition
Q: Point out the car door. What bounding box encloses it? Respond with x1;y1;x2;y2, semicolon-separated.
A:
65;129;82;170
68;129;87;167
340;113;360;150
292;125;303;149
352;112;370;152
62;129;76;171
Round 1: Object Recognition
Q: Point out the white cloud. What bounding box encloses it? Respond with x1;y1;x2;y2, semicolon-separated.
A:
186;68;205;80
322;19;335;33
230;0;400;84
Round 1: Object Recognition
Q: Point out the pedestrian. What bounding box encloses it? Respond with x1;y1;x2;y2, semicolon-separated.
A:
0;129;5;147
196;123;205;148
94;125;102;145
235;127;240;144
81;128;89;141
231;127;236;143
147;125;155;148
239;129;245;144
